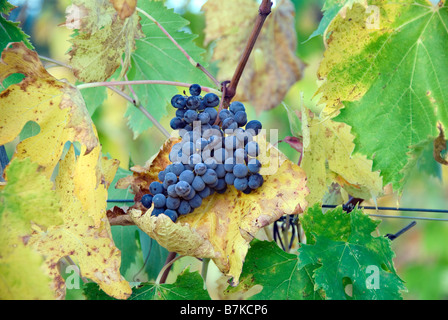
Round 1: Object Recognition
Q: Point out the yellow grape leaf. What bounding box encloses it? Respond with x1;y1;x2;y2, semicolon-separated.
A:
67;0;143;82
203;0;304;112
109;0;137;20
120;136;308;285
0;158;62;299
29;145;131;300
301;111;383;205
0;42;98;179
315;2;395;116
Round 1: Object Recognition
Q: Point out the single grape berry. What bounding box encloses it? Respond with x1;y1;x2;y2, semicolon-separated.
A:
178;200;191;215
202;169;218;185
203;93;220;107
164;209;178;222
198;186;211;198
179;170;195;184
248;158;261;173
245;141;259;157
248;173;264;189
204;107;218;124
171;94;187;109
151;207;165;217
167;184;178;198
219;109;232;122
225;172;235;185
245;120;262;135
150;181;164;195
141;194;153;208
198;112;211;125
153;194;166;208
158;170;166;183
229;101;245;114
234;111;248;127
192;175;206;191
175;181;191;197
184;109;198;123
189;194;203;209
215;164;226;178
170;117;186;130
176;108;186;118
189;84;202;96
222;118;238;131
164;172;178;186
166;196;181;210
186;95;201;110
171;162;185;176
233;164;249;178
234;177;248;191
194;163;207;175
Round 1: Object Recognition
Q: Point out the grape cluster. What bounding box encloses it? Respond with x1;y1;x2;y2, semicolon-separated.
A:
141;84;264;222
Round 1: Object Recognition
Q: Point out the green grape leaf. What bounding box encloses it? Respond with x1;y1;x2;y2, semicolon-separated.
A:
79;85;107;116
125;0;213;137
0;0;15;14
225;239;323;300
0;16;33;53
317;0;448;191
84;267;211;300
298;204;406;300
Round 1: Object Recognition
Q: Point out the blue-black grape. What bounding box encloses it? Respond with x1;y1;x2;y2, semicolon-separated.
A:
171;162;185;176
189;84;202;96
203;93;220;107
175;181;191;197
166;196;181;210
176;108;186;118
151;207;165;216
202;169;217;184
245;141;259;157
141;194;153;208
189;194;203;208
245;120;262;135
170;117;186;130
184;109;198;123
233;164;248;178
194;162;207;175
204;107;218;125
219;109;232;122
224;172;235;185
171;94;187;109
164;172;178;186
150;181;164;195
153;194;166;208
198;112;211;125
229;101;245;114
248;158;261;173
198;186;211;198
179;169;195;184
248;173;264;189
164;209;178;222
178;200;191;215
192;175;205;191
222;118;238;131
186;95;201;110
234;177;248;191
234;111;247;127
167;184;178;198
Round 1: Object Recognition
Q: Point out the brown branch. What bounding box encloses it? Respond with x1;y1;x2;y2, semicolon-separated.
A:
224;0;273;104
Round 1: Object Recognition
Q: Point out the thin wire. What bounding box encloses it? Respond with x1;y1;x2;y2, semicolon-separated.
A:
106;200;448;222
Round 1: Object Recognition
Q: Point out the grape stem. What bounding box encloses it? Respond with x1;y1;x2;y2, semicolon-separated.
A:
156;252;180;285
223;0;273;104
135;7;221;89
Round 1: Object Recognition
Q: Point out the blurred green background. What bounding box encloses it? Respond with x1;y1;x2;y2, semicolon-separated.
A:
4;0;448;300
